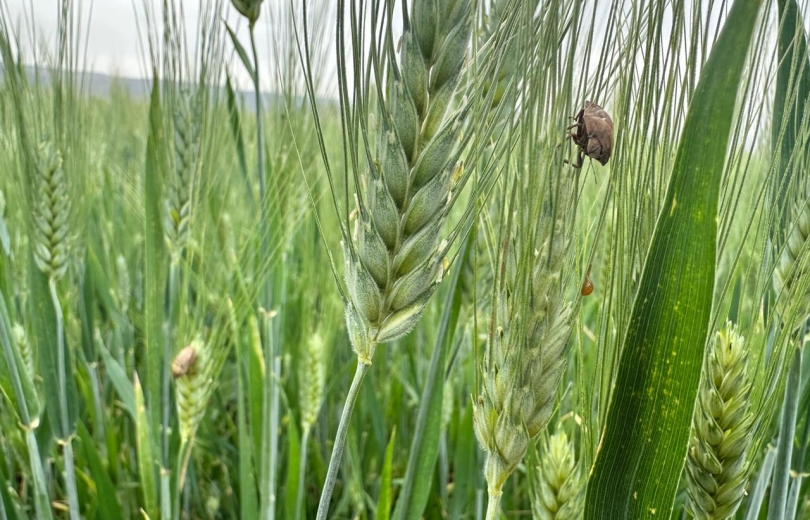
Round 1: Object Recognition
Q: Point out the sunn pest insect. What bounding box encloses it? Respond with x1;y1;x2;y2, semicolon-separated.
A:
565;101;614;169
171;346;198;379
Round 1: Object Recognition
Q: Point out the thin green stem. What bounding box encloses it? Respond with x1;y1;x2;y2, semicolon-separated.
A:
295;426;311;520
316;360;370;520
485;492;502;520
62;442;80;520
164;260;179;520
48;279;79;520
87;363;106;454
769;343;802;520
249;24;269;307
26;429;53;520
161;468;171;520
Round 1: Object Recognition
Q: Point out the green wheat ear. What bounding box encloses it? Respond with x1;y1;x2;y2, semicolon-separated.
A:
685;321;754;520
474;170;577;497
531;430;585;520
343;0;473;362
166;90;201;260
174;337;214;444
33;140;72;281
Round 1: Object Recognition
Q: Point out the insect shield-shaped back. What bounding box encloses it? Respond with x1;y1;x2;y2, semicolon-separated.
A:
568;101;614;168
172;346;198;379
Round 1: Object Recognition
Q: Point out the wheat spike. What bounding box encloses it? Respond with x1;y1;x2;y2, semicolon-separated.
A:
474;171;577;497
299;331;326;430
230;0;263;25
344;0;473;362
11;323;34;382
174;337;214;444
531;431;585;520
33;141;72;280
165;90;201;260
685;322;753;520
116;254;130;313
773;195;810;331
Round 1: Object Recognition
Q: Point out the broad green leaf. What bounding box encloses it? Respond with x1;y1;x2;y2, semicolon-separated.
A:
284;415;302;520
744;446;777;520
248;314;265;472
225;23;256;82
769;347;802;520
80;246;96;361
232;301;259;520
143;74;168;435
225;71;255;206
0;291;40;424
135;372;158;518
77;421;123;520
376;429;396;520
29;266;77;440
392;236;469;520
25;429;52;520
98;344;135;418
448;404;475;520
0;462;21;520
584;1;762;517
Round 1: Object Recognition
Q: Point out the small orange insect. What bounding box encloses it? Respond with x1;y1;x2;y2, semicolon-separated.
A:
581;275;594;296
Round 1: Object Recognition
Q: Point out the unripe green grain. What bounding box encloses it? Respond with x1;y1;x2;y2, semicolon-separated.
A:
299;331;326;430
685;322;753;520
474;175;576;500
174;337;214;444
531;431;585;520
343;0;472;362
33;141;72;280
12;323;34;383
166;91;201;260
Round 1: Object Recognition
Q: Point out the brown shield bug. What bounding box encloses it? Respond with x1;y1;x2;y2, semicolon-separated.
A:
565;101;613;169
171;346;198;379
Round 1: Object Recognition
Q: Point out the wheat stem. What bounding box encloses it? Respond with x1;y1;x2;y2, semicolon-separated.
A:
769;345;802;520
295;425;312;520
485;491;502;520
316;360;369;520
48;278;79;520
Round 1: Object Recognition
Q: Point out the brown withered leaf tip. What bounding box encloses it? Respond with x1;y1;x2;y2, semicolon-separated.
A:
566;101;614;169
171;346;198;379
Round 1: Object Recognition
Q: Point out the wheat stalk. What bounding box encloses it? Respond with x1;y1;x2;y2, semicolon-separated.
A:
685;322;753;520
531;430;585;520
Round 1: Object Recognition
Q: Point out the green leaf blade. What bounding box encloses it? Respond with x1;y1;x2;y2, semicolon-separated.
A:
143;75;168;436
584;1;762;517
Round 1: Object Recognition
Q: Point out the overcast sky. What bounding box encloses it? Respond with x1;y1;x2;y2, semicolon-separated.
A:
4;0;340;93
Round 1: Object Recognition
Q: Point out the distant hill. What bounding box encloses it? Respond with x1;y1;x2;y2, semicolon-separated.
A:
0;65;299;112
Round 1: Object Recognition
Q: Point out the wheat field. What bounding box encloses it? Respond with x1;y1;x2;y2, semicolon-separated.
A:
0;0;809;519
